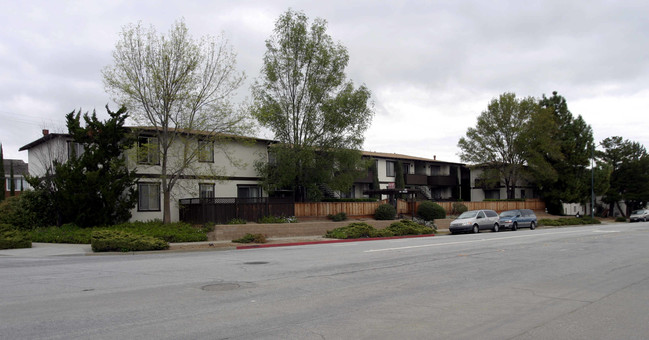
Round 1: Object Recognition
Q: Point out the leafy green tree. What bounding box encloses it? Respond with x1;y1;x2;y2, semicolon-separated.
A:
0;144;4;202
103;19;248;222
597;136;649;216
28;106;138;227
9;161;15;196
252;9;373;201
395;161;405;190
458;93;538;199
528;91;594;214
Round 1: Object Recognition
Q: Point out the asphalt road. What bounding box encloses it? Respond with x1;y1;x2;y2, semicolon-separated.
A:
2;223;649;339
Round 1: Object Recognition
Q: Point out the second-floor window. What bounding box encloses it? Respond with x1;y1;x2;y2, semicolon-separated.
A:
386;161;395;177
198;140;214;163
138;136;160;165
403;163;410;175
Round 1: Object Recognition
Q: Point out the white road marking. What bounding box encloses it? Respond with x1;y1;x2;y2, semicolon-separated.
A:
364;229;598;253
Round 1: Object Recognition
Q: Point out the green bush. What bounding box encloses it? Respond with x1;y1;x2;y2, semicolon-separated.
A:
417;201;446;221
327;212;348;222
374;204;396;220
30;224;92;244
452;202;468;215
232;233;267;243
615;216;627;222
227;218;247;224
91;229;168;252
325;222;378;239
539;217;601;226
0;224;32;249
111;221;208;242
385;220;434;236
258;215;297;224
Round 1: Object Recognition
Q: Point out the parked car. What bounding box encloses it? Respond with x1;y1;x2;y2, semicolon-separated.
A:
498;209;537;231
449;209;500;234
629;209;649;222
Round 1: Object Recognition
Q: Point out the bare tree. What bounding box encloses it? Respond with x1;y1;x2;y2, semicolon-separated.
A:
103;19;248;223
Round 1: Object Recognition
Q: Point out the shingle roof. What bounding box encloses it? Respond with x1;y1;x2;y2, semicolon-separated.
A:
361;151;464;165
3;159;28;176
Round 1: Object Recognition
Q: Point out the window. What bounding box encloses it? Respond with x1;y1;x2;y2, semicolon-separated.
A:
238;185;261;198
386;161;395;177
138;136;159;165
199;183;215;198
198;140;214;163
138;183;160;211
521;189;526;199
403;163;411;175
67;141;84;160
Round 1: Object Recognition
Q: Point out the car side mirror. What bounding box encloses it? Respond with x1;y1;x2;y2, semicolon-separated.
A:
477;215;483;219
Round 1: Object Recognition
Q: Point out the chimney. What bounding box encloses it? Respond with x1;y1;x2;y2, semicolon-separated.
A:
433;155;436;160
42;129;49;136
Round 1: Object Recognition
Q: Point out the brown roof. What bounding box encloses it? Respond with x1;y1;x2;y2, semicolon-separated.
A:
3;159;28;176
361;151;464;165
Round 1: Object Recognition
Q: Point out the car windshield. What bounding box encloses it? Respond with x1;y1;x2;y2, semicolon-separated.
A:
632;210;645;215
500;211;517;217
457;211;478;219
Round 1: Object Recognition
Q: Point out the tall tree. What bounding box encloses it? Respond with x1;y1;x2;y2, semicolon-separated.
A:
0;144;4;202
103;19;248;223
9;161;15;196
252;9;373;201
458;92;538;199
528;91;594;214
597;136;649;216
28;106;138;227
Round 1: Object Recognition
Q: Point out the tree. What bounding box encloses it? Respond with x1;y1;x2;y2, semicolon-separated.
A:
597;136;649;216
28;106;138;227
458;93;538;199
528;91;594;214
395;161;405;190
9;161;15;196
252;9;373;201
0;144;4;202
103;19;248;223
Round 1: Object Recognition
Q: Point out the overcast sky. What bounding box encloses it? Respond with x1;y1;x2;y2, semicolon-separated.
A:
2;0;648;164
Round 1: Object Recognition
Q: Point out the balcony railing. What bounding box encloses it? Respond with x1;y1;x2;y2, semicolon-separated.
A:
404;174;457;186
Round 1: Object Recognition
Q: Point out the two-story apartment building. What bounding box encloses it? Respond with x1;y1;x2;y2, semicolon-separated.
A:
352;151;470;201
20;128;273;222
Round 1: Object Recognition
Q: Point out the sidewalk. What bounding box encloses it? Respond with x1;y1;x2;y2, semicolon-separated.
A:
0;242;92;257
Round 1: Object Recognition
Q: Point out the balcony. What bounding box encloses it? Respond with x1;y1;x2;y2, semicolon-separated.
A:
355;171;374;184
405;174;428;185
428;175;457;186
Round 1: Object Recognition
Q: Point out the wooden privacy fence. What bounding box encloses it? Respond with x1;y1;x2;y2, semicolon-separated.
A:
295;199;546;218
179;197;295;224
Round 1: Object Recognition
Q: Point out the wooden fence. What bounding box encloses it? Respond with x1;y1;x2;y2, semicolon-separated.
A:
295;199;545;218
179;197;294;224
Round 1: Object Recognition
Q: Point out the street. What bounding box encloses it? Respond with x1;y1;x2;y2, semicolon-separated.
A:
2;223;649;339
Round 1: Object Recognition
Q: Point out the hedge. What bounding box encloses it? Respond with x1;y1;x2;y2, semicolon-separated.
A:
91;230;169;252
0;224;32;250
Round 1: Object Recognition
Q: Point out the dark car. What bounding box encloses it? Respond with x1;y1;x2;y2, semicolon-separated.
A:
498;209;537;231
629;209;649;222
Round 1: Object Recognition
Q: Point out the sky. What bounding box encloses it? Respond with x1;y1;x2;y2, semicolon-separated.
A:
2;0;648;164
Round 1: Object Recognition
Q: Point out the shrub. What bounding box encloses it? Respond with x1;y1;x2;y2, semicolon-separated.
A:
374;204;396;220
417;201;446;221
232;233;267;243
258;215;297;224
200;222;215;233
325;222;378;239
227;218;247;225
111;221;208;242
30;224;92;244
327;212;348;222
91;229;168;252
385;220;434;236
615;216;627;222
538;217;601;226
452;202;468;215
0;224;32;249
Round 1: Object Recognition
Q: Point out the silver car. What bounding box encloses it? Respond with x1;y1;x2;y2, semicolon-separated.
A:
629;209;649;222
449;209;500;234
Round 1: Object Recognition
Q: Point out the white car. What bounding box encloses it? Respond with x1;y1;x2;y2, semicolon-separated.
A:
449;209;500;234
629;209;649;222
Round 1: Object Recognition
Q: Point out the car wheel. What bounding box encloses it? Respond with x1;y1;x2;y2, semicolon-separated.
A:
493;223;499;232
530;221;536;230
473;224;479;233
512;222;518;231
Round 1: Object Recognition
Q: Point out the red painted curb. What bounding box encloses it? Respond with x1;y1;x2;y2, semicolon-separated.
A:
236;233;435;250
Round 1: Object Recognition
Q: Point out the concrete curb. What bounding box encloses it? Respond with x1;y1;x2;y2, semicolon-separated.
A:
236;233;436;250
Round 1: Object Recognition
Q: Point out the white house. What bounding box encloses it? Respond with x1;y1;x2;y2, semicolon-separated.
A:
20;128;273;222
468;167;537;201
